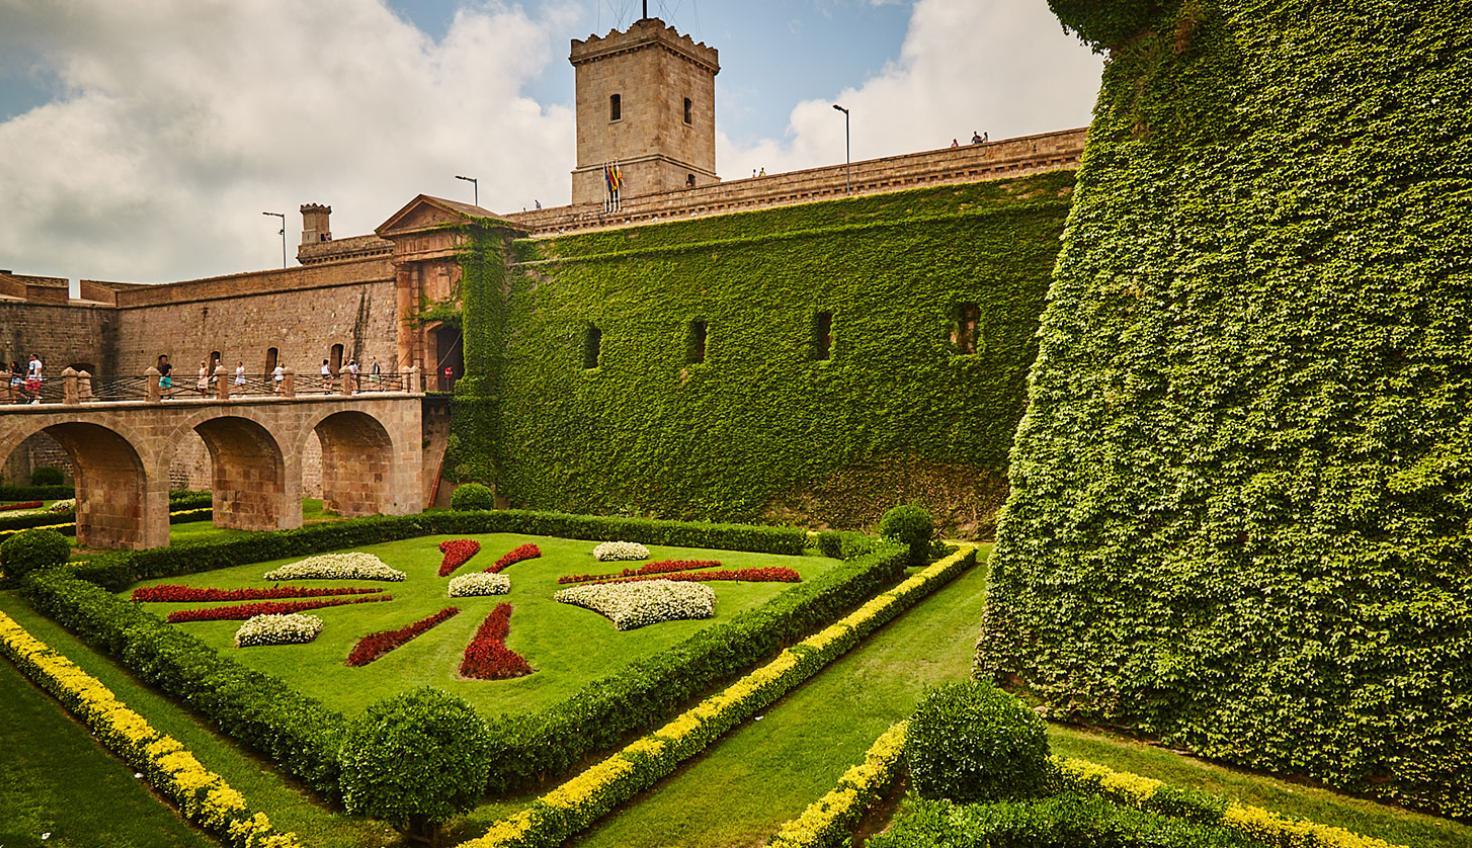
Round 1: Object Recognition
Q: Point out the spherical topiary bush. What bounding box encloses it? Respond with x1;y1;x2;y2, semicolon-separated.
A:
905;681;1052;804
29;466;64;486
880;504;934;566
339;687;492;843
0;529;71;579
1048;0;1172;51
450;482;494;511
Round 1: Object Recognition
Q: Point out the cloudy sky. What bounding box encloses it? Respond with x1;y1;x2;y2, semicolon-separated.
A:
0;0;1102;284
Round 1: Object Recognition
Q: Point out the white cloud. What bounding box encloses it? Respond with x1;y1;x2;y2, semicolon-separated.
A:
0;0;578;282
718;0;1101;178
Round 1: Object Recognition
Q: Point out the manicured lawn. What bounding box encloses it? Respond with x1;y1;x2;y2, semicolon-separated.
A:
165;498;339;544
127;533;836;719
0;592;395;848
0;655;216;848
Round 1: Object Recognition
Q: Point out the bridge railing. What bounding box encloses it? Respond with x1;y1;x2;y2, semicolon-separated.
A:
1;366;422;408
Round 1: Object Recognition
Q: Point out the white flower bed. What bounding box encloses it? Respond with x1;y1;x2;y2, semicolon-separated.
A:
233;613;323;647
448;572;511;597
593;541;650;562
263;553;405;582
555;579;714;630
49;499;76;513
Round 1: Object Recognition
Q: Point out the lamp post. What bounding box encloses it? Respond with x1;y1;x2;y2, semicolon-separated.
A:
455;175;479;207
262;212;286;268
832;104;850;193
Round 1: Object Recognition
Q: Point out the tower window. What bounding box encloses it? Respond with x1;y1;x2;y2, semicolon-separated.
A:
687;319;707;364
812;311;833;361
583;325;602;369
610;93;621;122
683;97;693;125
952;303;981;355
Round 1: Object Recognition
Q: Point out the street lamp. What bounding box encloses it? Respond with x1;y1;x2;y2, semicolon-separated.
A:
455;175;479;207
832;104;851;193
262;212;286;268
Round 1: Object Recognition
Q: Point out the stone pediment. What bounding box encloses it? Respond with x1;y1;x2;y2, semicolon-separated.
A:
375;195;521;238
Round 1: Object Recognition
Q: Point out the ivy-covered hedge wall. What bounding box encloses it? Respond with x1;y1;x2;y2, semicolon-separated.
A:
980;0;1471;817
458;174;1072;537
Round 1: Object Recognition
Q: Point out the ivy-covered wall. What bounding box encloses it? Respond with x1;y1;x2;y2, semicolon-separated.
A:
455;174;1072;536
980;0;1471;817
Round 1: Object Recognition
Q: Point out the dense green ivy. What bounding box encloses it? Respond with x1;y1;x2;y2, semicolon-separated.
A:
981;0;1472;817
457;175;1072;537
1047;1;1173;52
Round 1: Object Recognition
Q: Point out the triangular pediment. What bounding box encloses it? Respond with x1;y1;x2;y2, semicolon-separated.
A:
375;194;521;237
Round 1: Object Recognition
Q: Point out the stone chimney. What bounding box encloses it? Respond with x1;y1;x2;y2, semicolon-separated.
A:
300;203;332;245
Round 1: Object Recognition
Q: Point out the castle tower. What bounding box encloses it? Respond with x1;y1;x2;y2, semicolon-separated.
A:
300;203;332;244
570;16;719;206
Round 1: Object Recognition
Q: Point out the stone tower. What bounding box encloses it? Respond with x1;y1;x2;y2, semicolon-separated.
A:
570;16;720;205
300;203;332;244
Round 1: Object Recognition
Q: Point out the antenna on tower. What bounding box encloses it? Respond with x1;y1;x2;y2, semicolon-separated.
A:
642;1;649;20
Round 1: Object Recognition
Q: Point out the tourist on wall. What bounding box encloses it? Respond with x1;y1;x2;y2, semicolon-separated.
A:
8;361;23;403
196;361;209;397
272;361;285;394
347;359;359;395
26;354;43;404
321;359;332;393
234;361;246;390
369;358;381;390
158;355;174;399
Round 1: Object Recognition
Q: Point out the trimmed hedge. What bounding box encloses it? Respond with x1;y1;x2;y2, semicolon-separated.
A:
906;682;1052;804
0;490;212;535
982;0;1472;817
25;509;901;800
0;529;71;579
0;484;73;501
73;509;808;590
454;175;1071;538
19;568;347;796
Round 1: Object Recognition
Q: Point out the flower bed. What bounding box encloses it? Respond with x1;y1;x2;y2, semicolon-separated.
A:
0;500;43;512
0;610;300;847
438;539;482;576
554;580;715;631
572;567;801;586
263;553;405;582
768;722;908;847
558;559;722;584
488;543;541;573
460;603;533;680
346;607;460;667
167;594;392;623
593;541;649;562
461;544;978;848
234;613;323;648
49;498;76;513
132;584;383;603
449;572;511;597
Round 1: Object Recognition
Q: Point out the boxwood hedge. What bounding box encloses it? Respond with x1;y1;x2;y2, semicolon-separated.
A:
980;0;1472;817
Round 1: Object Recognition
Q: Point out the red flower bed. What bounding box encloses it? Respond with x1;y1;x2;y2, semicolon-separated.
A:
166;594;393;623
557;559;722;585
575;567;802;586
132;585;384;603
346;606;460;667
487;543;541;574
0;500;43;512
459;603;533;680
437;539;482;576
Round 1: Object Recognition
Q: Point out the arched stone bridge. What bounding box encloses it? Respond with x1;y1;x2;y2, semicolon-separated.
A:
1;394;423;550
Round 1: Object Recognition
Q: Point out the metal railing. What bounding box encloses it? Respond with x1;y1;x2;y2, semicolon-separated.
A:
1;366;422;408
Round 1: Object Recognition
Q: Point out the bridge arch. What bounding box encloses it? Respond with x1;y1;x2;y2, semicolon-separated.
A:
0;418;167;549
188;413;302;532
308;409;403;517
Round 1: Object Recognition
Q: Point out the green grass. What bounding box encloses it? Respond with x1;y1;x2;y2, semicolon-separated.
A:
0;592;396;848
0;655;216;848
128;533;835;719
164;498;339;544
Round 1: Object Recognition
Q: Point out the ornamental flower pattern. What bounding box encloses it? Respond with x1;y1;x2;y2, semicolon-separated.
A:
234;613;323;648
554;580;715;630
263;553;405;582
449;572;511;597
592;541;649;562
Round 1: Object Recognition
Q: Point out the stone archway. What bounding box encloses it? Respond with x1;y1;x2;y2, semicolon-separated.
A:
313;410;396;517
193;415;301;531
12;421;165;549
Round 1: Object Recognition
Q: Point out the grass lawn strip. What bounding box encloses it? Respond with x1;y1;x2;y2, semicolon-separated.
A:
0;609;301;847
0;652;214;848
0;592;397;848
457;544;979;848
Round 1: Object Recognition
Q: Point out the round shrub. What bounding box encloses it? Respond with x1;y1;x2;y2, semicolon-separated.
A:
29;466;64;486
880;504;934;566
906;681;1052;803
450;482;494;511
339;687;492;842
0;529;71;579
1048;0;1172;51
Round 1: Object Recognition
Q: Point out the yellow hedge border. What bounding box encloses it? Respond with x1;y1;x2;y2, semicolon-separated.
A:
767;720;908;847
0;610;301;848
459;544;979;848
1055;756;1408;848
